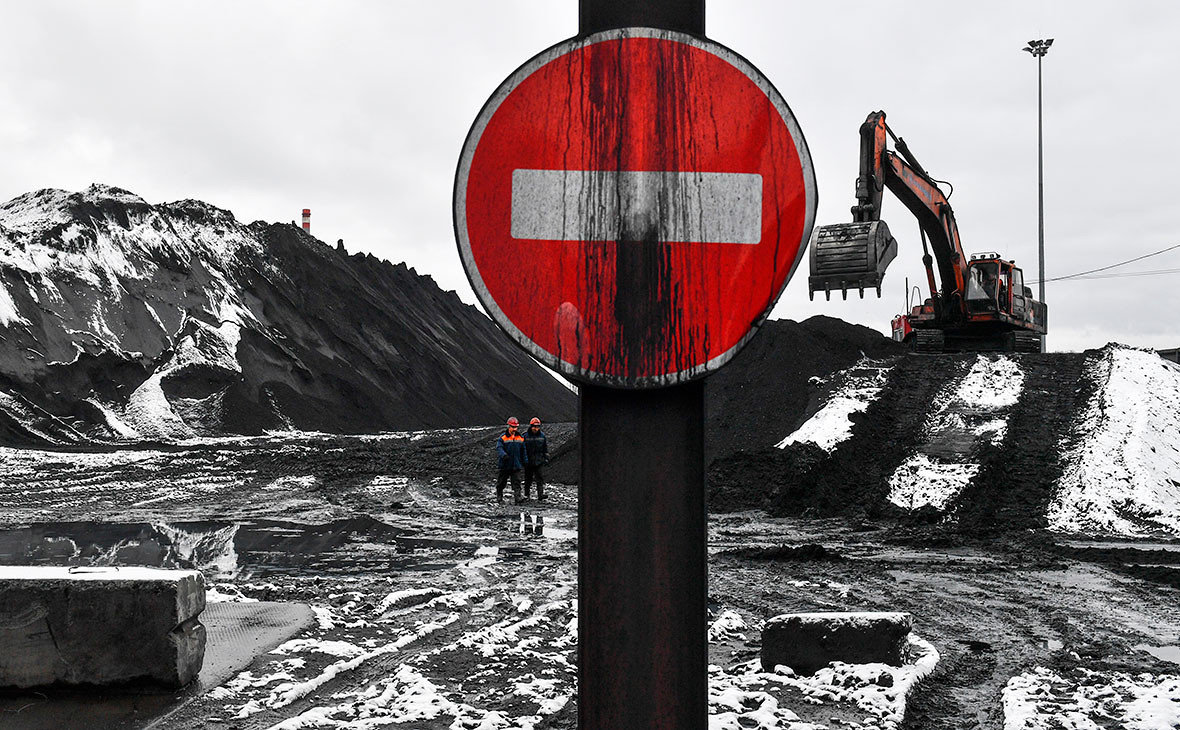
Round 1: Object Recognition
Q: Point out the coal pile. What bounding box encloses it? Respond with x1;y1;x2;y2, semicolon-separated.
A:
711;342;1180;539
704;315;904;465
0;185;575;443
741;353;1092;530
547;315;904;489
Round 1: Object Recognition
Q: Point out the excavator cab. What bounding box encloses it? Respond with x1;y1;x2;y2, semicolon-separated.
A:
965;253;1028;319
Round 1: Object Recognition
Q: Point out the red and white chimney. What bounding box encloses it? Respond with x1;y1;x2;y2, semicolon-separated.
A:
301;208;311;233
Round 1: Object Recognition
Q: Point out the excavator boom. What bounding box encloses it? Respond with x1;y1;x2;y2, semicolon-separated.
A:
809;111;967;304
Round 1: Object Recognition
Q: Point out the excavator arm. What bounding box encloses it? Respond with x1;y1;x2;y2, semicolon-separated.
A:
810;111;969;320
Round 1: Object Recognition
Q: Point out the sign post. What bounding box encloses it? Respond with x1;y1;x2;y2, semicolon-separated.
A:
574;10;709;729
454;2;815;726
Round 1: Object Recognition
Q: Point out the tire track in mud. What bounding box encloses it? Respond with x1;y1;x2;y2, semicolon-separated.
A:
953;353;1092;533
707;517;1180;730
156;558;580;730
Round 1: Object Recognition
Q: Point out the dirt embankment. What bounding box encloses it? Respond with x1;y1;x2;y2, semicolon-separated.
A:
709;351;1098;535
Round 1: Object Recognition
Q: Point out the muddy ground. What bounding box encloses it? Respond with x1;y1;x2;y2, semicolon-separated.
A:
0;427;1177;729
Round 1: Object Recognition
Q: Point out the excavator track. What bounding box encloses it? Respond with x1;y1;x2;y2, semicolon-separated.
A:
912;330;945;353
1011;331;1043;353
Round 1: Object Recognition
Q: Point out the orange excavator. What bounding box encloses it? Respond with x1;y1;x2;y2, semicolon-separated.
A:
808;111;1046;353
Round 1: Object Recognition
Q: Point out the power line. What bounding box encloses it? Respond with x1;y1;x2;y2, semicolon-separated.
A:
1029;242;1180;284
1036;266;1180;283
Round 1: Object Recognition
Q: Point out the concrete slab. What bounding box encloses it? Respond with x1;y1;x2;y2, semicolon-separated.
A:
761;611;912;675
0;600;314;730
0;567;205;689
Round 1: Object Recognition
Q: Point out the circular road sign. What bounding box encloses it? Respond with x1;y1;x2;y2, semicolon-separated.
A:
455;27;816;388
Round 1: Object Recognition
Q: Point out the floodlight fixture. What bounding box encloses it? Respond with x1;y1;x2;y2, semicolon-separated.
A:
1024;38;1053;57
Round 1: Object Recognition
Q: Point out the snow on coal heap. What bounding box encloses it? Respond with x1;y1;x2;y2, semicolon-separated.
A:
1048;345;1180;537
721;338;1180;537
888;355;1025;511
777;358;893;452
0;185;574;444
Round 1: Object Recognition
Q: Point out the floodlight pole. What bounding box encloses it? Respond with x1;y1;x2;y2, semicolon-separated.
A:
1023;38;1052;351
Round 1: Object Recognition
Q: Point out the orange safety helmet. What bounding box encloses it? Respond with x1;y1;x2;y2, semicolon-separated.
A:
506;417;520;427
529;417;541;426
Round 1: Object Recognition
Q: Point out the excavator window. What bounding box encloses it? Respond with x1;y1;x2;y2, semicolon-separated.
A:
966;262;998;307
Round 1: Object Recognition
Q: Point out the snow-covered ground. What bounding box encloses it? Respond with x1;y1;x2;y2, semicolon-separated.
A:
1049;345;1180;537
887;355;1025;511
777;359;893;452
709;612;940;730
1003;666;1180;730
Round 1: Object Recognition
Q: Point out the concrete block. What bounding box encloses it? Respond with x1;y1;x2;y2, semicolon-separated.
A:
761;611;912;675
0;566;206;689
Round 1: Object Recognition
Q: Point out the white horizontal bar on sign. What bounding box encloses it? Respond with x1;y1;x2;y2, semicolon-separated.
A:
510;169;763;244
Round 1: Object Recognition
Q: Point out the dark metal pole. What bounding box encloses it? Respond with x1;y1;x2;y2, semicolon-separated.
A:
579;0;704;37
577;7;708;730
578;383;706;729
1037;53;1046;351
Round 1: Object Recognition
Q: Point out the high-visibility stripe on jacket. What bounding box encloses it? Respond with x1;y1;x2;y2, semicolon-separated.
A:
496;430;527;471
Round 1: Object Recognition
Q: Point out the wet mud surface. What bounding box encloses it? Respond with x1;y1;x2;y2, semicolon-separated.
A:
0;429;1176;728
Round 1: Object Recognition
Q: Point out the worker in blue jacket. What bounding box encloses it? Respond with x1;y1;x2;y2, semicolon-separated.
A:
523;417;548;501
495;416;528;504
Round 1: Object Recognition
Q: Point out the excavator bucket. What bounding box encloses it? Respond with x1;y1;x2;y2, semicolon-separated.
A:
808;221;898;300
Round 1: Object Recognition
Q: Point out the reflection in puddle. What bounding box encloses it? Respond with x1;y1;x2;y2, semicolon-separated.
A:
0;517;476;577
513;512;576;542
519;512;543;536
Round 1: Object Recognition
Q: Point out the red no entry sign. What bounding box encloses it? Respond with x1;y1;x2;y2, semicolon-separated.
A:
455;28;816;387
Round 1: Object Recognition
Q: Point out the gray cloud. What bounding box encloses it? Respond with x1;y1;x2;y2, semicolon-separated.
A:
1;1;1175;352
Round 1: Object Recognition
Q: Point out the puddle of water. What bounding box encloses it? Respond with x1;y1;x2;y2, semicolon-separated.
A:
0;517;476;578
512;512;576;542
1136;644;1180;665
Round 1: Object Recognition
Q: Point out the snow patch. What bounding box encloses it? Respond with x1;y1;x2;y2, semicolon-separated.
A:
0;277;29;327
272;638;366;659
376;587;445;613
1003;666;1180;730
709;610;748;642
264;474;318;492
710;633;939;730
888;356;1024;512
1049;346;1180;537
778;359;893;452
954;352;1025;410
252;615;459;713
887;454;981;511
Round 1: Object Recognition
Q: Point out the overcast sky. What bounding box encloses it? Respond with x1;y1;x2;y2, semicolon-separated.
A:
2;1;1177;352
